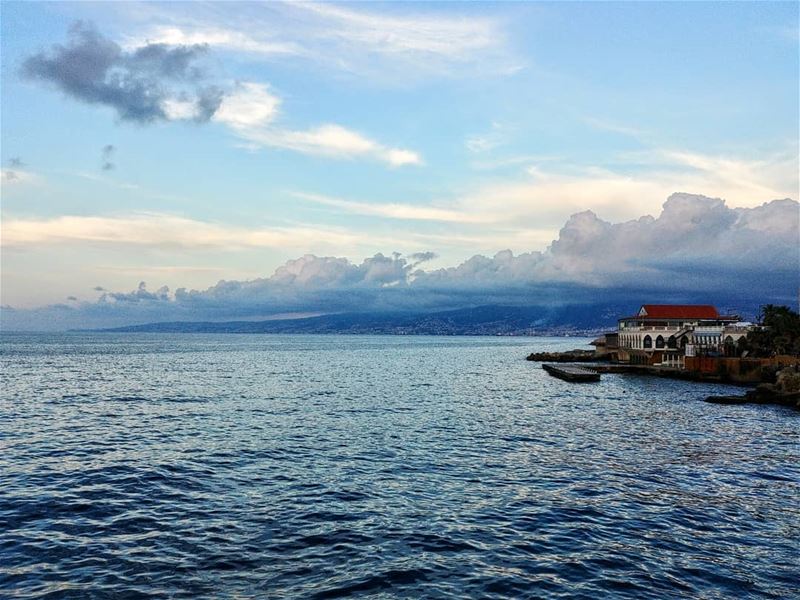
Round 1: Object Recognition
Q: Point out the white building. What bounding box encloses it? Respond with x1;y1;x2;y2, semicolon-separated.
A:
617;304;747;367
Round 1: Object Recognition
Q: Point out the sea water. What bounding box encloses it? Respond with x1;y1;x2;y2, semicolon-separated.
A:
1;333;798;598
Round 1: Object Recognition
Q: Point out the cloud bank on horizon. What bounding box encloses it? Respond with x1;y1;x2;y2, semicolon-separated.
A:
3;194;797;330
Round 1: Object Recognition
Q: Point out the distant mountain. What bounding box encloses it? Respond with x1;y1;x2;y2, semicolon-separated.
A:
93;303;640;335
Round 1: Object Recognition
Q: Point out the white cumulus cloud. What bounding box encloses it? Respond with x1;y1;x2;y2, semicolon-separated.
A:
212;82;281;129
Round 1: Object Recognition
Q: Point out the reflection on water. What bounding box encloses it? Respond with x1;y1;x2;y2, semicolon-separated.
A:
1;333;798;598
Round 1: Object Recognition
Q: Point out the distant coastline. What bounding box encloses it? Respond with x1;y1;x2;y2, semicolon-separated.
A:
79;305;614;337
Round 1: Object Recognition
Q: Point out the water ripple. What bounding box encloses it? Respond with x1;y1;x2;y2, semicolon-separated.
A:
1;332;798;599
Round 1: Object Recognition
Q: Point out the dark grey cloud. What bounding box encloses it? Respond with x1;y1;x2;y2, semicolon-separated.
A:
101;144;115;170
195;86;226;122
21;21;221;123
101;281;170;303
409;251;437;268
2;194;797;331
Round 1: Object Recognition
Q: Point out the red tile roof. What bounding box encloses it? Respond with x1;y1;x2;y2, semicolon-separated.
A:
638;304;719;319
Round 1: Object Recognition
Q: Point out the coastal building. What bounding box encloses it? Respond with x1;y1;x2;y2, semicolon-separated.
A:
590;332;619;361
616;304;747;367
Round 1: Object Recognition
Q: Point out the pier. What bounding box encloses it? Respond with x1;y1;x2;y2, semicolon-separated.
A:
542;364;601;382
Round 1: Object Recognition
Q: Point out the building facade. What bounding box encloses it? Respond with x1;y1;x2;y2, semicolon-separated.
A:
616;304;749;367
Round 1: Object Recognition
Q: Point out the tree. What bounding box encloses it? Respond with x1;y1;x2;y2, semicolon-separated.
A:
744;305;800;357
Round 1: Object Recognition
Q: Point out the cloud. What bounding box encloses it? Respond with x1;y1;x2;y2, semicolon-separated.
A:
2;170;19;182
653;150;798;202
1;168;37;185
459;148;798;228
126;2;517;81
131;25;303;57
538;194;799;287
0;213;367;251
288;148;796;236
104;281;171;303
299;2;497;56
465;122;508;153
267;253;415;288
3;194;797;330
409;251;438;265
470;154;562;172
8;157;25;168
221;111;422;166
101;144;115;170
24;23;422;167
212;82;280;129
583;117;646;139
295;192;474;222
22;21;221;123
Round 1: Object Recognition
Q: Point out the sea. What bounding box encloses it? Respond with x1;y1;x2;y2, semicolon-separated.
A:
1;333;798;599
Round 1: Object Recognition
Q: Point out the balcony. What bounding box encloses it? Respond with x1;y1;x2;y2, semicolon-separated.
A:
617;325;682;332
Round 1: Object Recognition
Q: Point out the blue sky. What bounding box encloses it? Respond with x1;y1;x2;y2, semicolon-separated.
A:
1;1;798;316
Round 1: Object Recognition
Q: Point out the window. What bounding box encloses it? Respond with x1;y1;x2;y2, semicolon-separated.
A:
668;335;677;349
656;335;665;349
643;335;652;349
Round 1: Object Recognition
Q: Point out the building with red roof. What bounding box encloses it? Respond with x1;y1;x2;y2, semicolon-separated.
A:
617;304;747;367
634;304;720;320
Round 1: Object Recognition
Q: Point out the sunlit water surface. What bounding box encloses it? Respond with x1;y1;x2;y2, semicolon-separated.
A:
1;333;798;599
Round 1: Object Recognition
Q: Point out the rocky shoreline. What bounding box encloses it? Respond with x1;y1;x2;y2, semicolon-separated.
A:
526;349;609;362
527;348;800;411
705;367;800;410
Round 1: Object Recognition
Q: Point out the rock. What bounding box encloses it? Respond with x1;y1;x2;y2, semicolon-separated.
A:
776;367;800;393
734;380;800;408
706;370;800;409
526;349;607;362
705;395;748;405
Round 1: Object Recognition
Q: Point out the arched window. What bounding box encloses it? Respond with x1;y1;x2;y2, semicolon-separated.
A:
668;335;677;349
643;335;652;349
724;335;735;356
655;335;665;349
